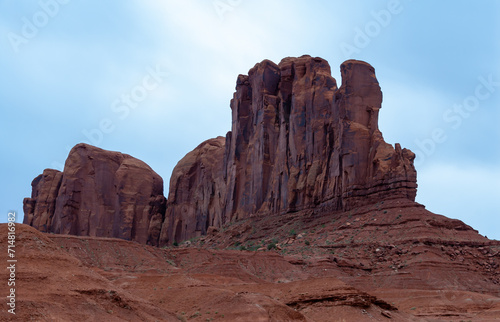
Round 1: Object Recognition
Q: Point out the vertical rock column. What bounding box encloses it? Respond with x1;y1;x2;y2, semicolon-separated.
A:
23;169;63;232
335;60;417;208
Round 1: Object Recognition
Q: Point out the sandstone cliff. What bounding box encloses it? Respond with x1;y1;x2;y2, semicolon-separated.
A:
161;56;417;244
23;143;166;246
24;56;418;246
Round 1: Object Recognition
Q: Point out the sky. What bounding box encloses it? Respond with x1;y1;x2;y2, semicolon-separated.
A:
1;0;499;239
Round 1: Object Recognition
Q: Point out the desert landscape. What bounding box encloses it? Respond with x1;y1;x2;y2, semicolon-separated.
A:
2;56;499;321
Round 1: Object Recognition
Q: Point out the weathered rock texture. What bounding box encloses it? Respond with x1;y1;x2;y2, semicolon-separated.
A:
23;143;166;246
160;137;227;244
23;169;63;233
161;56;417;244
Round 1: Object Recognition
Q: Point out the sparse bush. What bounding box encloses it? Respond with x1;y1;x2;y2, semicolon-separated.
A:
190;311;201;318
247;245;260;251
267;243;277;250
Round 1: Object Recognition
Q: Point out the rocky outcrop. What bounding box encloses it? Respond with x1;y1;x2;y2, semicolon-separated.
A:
24;56;418;246
23;143;165;246
161;55;417;244
159;137;227;245
23;169;63;232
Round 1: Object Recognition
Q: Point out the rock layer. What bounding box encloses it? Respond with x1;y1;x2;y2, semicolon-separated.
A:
23;143;165;246
162;56;417;244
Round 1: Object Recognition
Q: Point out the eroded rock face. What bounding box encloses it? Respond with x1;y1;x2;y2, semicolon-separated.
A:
24;56;418;246
162;56;417;244
333;60;417;209
23;143;165;246
159;137;227;245
23;169;63;232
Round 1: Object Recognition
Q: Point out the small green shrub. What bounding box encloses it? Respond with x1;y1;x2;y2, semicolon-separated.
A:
190;311;201;318
267;243;277;250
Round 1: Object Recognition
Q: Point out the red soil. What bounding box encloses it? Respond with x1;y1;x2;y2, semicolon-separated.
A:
1;200;499;321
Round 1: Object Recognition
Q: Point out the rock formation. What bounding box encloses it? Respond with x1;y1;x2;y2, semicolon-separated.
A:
23;168;63;233
23;143;166;246
160;137;227;244
161;56;417;244
24;56;418;246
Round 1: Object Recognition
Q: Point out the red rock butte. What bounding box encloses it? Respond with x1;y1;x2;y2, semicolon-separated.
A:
24;56;417;246
161;56;417;245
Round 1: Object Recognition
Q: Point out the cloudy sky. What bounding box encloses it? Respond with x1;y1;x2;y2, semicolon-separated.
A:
1;0;499;239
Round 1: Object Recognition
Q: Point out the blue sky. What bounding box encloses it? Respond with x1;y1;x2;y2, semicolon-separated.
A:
1;0;499;239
